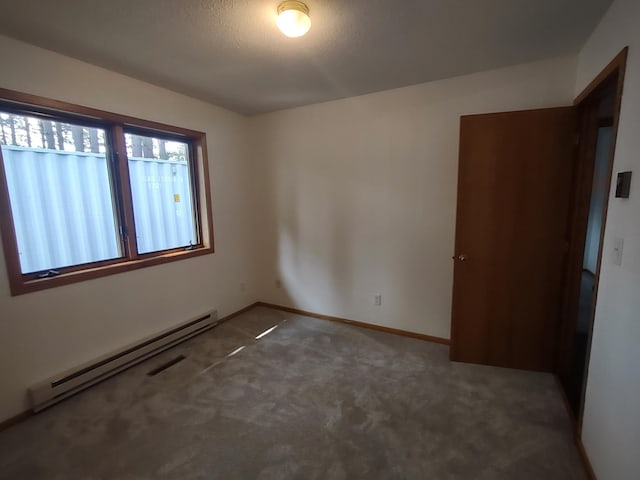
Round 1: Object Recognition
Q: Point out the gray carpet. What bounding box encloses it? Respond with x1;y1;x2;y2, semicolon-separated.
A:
0;306;586;479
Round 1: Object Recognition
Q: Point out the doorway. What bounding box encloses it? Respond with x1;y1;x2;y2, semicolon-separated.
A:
561;89;615;415
558;49;628;422
449;48;628;427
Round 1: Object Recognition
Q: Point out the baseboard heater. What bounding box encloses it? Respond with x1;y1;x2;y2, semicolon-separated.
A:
28;309;218;412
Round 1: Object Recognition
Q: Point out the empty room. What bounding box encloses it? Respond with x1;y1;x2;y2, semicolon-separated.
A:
0;0;638;479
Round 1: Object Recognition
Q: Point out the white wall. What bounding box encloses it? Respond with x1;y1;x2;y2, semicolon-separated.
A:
250;56;577;339
0;35;258;422
575;1;640;479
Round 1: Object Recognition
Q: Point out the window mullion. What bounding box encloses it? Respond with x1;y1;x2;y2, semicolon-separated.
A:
111;125;139;260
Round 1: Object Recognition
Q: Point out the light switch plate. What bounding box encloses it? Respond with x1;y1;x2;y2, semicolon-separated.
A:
613;237;624;266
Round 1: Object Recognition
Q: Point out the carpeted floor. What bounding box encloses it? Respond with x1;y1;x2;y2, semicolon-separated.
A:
0;306;586;479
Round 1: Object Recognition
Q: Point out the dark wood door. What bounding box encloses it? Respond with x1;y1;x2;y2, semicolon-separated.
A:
450;107;577;372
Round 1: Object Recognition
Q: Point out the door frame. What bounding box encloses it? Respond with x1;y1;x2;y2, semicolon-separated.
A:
557;47;628;433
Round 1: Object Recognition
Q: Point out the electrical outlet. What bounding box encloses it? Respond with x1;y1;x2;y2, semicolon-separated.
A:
275;279;282;289
240;282;246;293
374;294;382;306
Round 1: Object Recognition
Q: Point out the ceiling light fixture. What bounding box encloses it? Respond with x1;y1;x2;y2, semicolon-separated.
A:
277;1;311;38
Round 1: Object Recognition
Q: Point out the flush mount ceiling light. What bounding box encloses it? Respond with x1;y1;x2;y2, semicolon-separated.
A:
277;1;311;38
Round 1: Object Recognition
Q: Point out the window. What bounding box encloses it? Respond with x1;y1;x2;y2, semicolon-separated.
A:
124;132;198;254
0;89;214;295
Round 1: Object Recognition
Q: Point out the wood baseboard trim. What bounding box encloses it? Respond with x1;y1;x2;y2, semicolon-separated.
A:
0;410;32;433
577;438;597;480
218;302;259;324
256;302;450;346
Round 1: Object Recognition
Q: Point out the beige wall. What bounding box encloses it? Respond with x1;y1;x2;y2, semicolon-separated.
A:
0;35;259;422
249;55;577;339
575;1;640;479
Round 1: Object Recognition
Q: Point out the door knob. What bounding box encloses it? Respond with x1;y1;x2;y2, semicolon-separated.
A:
456;254;468;262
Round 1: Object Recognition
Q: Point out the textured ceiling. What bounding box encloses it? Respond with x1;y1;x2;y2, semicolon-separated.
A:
0;0;612;115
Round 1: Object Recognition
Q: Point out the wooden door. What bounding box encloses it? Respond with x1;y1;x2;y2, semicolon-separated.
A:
450;107;577;372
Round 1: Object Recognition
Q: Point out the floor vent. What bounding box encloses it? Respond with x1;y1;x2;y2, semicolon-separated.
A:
147;355;187;376
28;310;217;412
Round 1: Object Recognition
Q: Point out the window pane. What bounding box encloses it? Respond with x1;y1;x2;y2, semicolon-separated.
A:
125;132;198;254
0;112;122;273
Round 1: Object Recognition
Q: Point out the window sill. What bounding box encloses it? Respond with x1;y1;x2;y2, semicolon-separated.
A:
10;246;213;296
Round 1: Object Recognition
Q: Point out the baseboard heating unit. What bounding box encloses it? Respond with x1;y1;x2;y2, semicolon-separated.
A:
28;309;218;412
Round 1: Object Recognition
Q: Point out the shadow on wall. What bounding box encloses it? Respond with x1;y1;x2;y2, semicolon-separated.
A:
272;140;354;312
255;107;455;331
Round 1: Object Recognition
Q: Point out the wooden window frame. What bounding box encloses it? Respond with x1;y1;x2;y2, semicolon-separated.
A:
0;88;214;295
